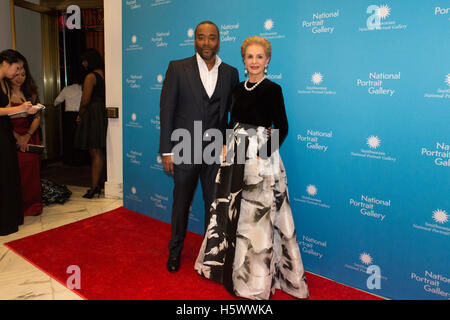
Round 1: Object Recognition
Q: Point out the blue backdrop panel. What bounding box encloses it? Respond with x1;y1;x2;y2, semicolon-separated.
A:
122;0;450;300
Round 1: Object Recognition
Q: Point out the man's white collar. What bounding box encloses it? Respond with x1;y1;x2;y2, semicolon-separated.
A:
196;52;222;69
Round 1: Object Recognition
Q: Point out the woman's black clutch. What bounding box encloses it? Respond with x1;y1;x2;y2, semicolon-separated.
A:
17;144;45;154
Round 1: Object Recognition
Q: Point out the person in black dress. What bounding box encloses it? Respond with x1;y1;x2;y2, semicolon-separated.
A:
0;49;39;236
195;37;309;300
74;49;107;198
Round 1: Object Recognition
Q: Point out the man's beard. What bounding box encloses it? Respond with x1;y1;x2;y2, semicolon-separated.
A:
196;46;218;61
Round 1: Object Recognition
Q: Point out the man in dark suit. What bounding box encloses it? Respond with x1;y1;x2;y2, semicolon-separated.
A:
159;21;239;272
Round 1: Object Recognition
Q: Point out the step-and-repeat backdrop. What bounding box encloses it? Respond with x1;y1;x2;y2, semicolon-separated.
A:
122;0;450;300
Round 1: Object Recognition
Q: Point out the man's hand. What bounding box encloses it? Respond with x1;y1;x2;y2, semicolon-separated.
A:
162;154;174;175
222;145;227;163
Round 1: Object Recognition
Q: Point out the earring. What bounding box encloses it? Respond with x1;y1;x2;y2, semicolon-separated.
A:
264;65;268;75
244;68;248;76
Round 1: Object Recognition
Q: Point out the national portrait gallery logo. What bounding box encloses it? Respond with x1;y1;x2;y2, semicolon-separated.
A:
345;252;375;272
344;251;387;290
301;8;339;34
297;128;333;153
126;35;143;51
151;31;170;48
126;112;143;129
150;155;164;171
150;74;164;91
126;150;142;166
356;72;401;97
126;74;142;89
413;209;449;237
423;73;450;100
298;72;337;95
150;193;169;210
420;141;450;167
293;184;331;209
350;135;397;162
125;0;141;10
298;235;327;260
260;18;286;40
432;209;449;224
126;186;142;202
359;4;407;32
220;22;239;43
179;28;194;47
349;194;391;222
410;269;450;299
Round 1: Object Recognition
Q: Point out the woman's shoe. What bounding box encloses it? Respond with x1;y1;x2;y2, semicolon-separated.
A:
82;186;101;199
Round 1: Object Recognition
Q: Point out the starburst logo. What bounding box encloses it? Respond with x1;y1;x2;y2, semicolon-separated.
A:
432;209;449;224
187;28;194;38
131;187;137;194
367;135;381;149
445;74;450;87
376;5;391;19
131;35;137;43
311;72;323;85
360;252;373;265
264;19;274;31
131;113;137;122
156;156;162;164
157;74;163;83
306;185;318;196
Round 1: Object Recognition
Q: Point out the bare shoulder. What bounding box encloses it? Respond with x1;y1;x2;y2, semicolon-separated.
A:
84;73;97;85
94;69;105;79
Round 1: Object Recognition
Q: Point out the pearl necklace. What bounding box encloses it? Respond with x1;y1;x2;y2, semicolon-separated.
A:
244;76;266;91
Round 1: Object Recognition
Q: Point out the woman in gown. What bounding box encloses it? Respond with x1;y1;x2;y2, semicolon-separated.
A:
195;37;309;300
74;49;107;198
8;57;43;217
0;49;38;236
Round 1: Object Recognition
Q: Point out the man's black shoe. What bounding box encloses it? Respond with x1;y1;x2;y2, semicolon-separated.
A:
166;255;180;273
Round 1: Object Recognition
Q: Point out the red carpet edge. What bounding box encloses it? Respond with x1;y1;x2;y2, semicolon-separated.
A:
3;207;385;300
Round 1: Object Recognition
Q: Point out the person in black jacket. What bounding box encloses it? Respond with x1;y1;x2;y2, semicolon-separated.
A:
159;21;239;273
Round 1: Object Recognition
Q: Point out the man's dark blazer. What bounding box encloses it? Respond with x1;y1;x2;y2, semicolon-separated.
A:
159;55;239;158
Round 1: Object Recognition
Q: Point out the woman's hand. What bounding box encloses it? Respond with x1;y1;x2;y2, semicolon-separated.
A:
16;134;30;152
18;101;33;114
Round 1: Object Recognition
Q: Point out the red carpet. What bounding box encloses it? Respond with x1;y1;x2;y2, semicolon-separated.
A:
4;207;384;300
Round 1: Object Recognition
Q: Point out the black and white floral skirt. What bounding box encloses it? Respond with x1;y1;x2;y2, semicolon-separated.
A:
195;123;309;300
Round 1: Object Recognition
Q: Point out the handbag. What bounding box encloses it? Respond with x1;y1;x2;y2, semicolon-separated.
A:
17;144;45;154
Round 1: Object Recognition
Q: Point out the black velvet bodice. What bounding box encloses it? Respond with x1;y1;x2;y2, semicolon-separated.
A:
229;78;289;156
